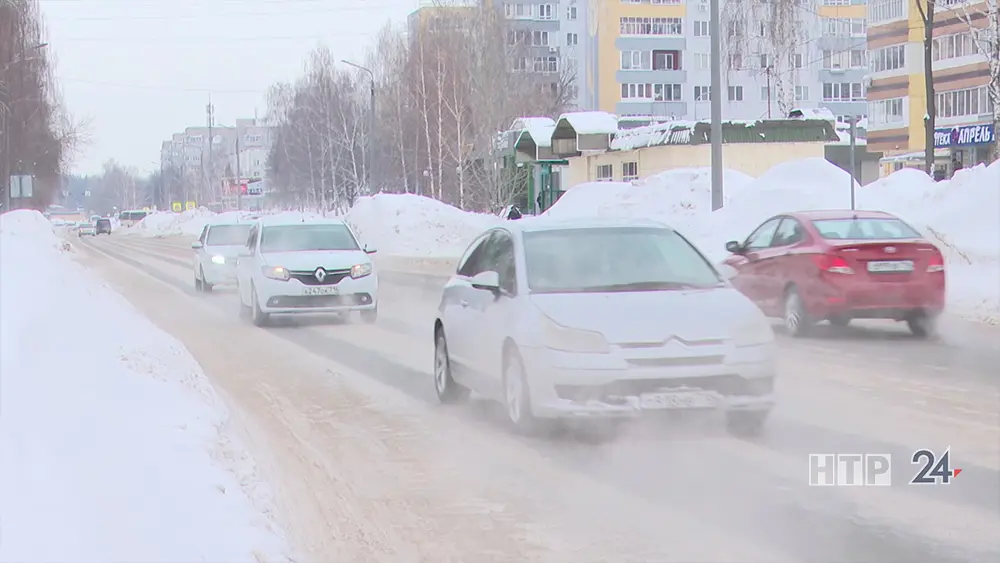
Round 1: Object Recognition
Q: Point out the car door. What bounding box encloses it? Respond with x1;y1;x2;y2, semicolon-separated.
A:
442;232;492;385
754;217;807;315
468;230;519;401
725;217;783;305
195;225;209;271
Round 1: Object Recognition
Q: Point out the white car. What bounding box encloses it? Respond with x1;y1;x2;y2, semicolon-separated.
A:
432;218;776;437
77;222;97;236
235;217;378;326
192;222;254;291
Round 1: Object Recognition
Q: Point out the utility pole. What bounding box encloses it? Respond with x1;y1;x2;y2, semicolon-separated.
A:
916;1;937;176
206;97;214;205
235;130;242;211
709;0;724;211
341;60;375;193
765;66;773;119
848;116;858;210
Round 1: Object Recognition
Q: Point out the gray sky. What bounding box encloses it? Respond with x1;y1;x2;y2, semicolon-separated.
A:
42;0;419;176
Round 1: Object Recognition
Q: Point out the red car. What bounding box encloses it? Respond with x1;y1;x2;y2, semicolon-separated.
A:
722;210;945;338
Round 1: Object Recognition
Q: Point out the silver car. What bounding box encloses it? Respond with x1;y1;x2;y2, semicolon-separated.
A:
192;222;253;292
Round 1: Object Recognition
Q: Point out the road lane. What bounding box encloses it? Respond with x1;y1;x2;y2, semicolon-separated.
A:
76;233;1000;562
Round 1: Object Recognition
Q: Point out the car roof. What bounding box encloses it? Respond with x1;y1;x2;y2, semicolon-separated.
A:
501;215;673;234
254;216;348;228
790;209;898;221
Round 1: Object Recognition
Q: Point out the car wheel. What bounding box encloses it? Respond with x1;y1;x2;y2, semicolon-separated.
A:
433;329;470;404
360;307;378;324
503;348;542;435
250;284;269;327
783;288;812;337
828;314;851;327
199;267;214;293
725;410;769;438
906;311;939;339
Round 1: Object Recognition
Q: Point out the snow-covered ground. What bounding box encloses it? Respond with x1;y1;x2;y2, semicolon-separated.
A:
0;210;291;562
118;158;1000;323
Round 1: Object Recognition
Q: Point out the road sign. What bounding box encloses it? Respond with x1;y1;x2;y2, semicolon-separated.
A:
171;201;182;212
185;201;196;211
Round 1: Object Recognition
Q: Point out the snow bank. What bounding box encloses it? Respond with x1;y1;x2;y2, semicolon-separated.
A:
130;208;218;237
345;193;502;257
0;210;290;562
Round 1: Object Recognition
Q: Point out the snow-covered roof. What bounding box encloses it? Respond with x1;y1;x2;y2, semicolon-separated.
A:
555;111;618;135
788;107;836;121
510;117;556;148
609;118;839;151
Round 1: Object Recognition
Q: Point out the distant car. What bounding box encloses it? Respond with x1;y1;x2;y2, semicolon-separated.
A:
192;222;254;291
722;210;945;338
78;222;97;236
432;218;776;438
235;217;378;326
95;218;112;235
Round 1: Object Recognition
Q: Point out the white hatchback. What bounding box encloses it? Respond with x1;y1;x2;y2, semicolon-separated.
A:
432;218;777;437
192;222;254;291
235;217;378;326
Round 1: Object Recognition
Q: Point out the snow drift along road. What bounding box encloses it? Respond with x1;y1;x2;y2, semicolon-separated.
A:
0;210;290;562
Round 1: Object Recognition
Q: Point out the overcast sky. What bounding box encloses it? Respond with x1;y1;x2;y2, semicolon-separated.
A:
42;0;421;176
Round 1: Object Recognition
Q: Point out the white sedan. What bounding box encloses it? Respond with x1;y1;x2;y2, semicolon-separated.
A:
235;217;378;326
192;222;254;291
432;218;776;437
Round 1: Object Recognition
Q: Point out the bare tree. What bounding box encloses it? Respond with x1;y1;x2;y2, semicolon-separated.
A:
959;0;1000;162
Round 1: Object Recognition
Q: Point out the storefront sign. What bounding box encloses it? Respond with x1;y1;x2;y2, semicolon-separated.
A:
934;123;995;148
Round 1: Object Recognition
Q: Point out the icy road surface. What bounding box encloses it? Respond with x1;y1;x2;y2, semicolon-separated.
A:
74;233;1000;563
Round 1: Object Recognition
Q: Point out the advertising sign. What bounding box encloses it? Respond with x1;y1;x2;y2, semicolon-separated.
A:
934;123;995;148
171;201;183;212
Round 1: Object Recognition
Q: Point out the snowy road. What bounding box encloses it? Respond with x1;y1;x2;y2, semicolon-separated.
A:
73;233;1000;562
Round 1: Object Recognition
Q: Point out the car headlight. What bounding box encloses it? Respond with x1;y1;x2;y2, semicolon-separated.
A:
542;316;611;354
350;262;373;279
261;266;290;281
211;255;226;265
732;315;774;348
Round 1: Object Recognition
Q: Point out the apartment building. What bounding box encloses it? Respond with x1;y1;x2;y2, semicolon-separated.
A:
596;0;870;123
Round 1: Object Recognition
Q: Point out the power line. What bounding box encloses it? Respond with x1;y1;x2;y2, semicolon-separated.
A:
46;3;404;21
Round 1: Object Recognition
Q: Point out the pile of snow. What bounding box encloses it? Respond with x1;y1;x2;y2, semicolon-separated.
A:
130;208;218;237
0;210;290;561
345;193;502;257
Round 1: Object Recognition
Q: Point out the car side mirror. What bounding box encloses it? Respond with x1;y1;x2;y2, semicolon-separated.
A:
470;270;501;293
191;241;203;249
364;245;378;254
725;240;744;254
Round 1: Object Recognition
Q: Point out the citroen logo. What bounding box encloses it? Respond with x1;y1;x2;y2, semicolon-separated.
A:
884;246;897;254
314;268;326;282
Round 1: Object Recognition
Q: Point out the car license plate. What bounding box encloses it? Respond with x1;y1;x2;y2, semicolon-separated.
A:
303;286;338;296
867;260;914;273
640;391;717;410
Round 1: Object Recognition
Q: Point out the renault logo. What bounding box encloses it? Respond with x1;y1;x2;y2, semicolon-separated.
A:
884;246;897;254
314;268;326;282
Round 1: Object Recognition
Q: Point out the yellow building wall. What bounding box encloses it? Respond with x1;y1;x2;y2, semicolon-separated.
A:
817;5;867;19
596;3;686;113
565;143;829;188
905;1;928;154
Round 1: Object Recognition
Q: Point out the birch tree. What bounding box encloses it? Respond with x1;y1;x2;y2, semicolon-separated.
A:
960;0;1000;161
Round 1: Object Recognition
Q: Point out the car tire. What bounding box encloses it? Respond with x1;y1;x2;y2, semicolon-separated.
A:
360;307;378;324
783;288;812;337
503;348;542;436
250;284;270;327
906;311;939;339
828;314;851;328
433;329;470;404
725;410;769;438
199;267;213;293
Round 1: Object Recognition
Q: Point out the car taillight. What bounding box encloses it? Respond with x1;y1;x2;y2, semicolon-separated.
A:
812;254;854;274
926;252;945;273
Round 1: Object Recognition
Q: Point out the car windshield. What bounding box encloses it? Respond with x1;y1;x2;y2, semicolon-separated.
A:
812;218;921;240
259;224;360;253
523;227;724;294
96;219;110;226
206;224;252;246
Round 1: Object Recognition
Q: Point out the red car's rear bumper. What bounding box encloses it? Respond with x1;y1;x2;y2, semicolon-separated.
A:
806;276;945;319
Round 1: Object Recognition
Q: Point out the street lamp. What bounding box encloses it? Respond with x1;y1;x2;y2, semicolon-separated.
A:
341;59;375;193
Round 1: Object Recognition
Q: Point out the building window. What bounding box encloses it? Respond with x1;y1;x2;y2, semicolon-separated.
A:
761;86;772;100
823;82;864;101
532;30;549;46
654;83;682;101
729;54;743;70
566;6;577;19
933;32;976;62
538;4;554;20
728;85;744;102
533;56;559;73
792;53;803;69
597;164;614;181
936;86;991;120
759;54;771;69
504;4;534;19
694;86;711;101
620;17;684;36
823;49;868;69
622;162;639;182
621;50;652;71
869;0;907;26
795;86;809;101
512;57;528;72
621;83;654;100
822;18;866;37
695;53;710;70
652;50;681;70
870;44;905;73
566;32;578;46
694;20;709;36
823;0;850;5
868;97;905;126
